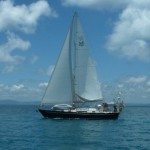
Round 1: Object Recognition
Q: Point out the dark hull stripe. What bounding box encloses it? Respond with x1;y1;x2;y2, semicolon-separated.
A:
39;109;119;120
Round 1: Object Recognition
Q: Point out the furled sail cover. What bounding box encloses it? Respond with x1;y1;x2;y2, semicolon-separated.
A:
41;26;73;105
74;13;103;101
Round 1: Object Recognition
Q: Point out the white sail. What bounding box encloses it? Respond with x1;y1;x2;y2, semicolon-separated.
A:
74;13;103;101
41;13;103;106
41;25;73;105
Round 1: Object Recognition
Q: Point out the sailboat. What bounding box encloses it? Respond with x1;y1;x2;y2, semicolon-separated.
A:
38;13;123;119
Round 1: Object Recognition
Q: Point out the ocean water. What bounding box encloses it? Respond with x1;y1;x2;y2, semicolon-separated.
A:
0;105;150;150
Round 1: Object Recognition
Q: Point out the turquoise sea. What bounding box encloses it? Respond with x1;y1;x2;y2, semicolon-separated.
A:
0;105;150;150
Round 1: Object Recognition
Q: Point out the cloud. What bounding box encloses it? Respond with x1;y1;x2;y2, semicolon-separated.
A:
62;0;130;10
0;83;45;101
102;75;150;103
10;84;24;92
147;81;150;86
38;82;48;88
0;75;150;103
0;32;30;63
106;1;150;62
47;65;55;76
0;0;57;72
0;32;30;72
124;76;147;84
119;75;150;103
0;0;57;33
38;65;55;76
62;0;150;62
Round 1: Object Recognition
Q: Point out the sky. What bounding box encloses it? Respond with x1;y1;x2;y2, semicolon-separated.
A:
0;0;150;104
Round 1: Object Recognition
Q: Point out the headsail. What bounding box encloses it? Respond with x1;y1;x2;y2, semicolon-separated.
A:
41;23;74;105
73;13;103;102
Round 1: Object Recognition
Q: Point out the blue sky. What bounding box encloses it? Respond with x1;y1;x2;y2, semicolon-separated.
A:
0;0;150;104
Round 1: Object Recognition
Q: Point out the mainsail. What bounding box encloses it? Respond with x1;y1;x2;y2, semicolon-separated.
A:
74;13;103;102
41;13;103;106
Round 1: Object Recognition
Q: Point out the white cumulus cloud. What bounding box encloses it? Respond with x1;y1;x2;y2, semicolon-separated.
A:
0;0;57;33
38;82;48;88
38;65;55;76
103;75;150;103
0;32;30;63
62;0;150;62
0;83;44;101
147;81;150;86
106;1;150;62
0;32;30;72
62;0;130;10
0;0;57;72
47;65;55;76
124;76;147;84
11;84;25;92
